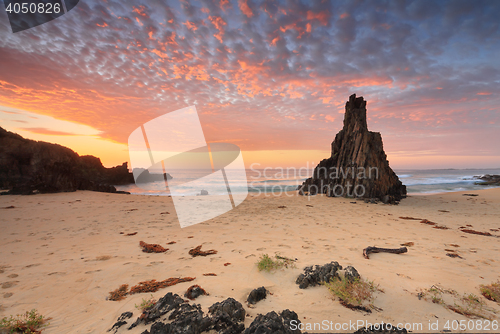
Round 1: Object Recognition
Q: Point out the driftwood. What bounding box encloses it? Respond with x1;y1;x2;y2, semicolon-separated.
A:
189;245;217;257
363;246;408;259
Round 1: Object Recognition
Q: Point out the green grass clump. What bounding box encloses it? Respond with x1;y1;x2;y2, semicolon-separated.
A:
135;295;157;312
0;309;50;334
480;281;500;303
449;293;488;319
256;254;296;272
325;276;376;306
420;285;493;320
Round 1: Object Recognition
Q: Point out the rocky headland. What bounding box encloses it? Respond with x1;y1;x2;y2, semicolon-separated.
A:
0;126;168;195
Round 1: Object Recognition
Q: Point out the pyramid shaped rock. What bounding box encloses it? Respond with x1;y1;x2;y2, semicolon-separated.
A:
298;94;406;203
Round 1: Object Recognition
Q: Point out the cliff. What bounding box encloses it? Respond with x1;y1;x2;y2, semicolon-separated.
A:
0;126;134;195
298;94;407;203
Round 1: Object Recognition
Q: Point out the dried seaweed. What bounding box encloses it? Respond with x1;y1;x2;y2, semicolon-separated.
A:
420;219;436;225
126;232;137;236
461;229;492;237
184;284;208;300
167;241;176;244
224;263;231;266
129;277;196;294
189;245;217;257
203;273;217;276
109;284;129;301
339;299;372;313
139;241;168;253
399;216;422;220
400;242;414;247
446;253;464;259
108;277;195;301
433;225;449;230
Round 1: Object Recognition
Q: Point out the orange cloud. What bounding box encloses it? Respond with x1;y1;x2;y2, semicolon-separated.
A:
307;11;329;25
183;21;198;31
132;5;149;18
21;127;77;136
208;16;227;43
219;0;230;12
324;115;335;122
239;0;253;17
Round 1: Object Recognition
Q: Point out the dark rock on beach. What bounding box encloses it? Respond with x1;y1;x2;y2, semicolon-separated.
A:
107;311;133;333
0;126;148;194
244;310;301;334
208;297;246;322
247;286;268;304
344;266;361;282
145;303;210;334
296;261;342;289
134;167;172;184
298;94;406;203
207;298;246;334
353;324;408;334
474;174;500;186
184;285;208;300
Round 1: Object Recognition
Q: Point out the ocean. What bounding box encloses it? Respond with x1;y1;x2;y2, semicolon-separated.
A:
115;168;500;197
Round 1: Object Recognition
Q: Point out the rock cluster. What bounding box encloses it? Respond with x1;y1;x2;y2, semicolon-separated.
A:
474;174;500;186
298;94;406;204
109;292;302;334
244;310;301;334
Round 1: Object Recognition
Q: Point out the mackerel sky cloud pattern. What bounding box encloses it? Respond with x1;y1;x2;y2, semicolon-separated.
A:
0;0;499;165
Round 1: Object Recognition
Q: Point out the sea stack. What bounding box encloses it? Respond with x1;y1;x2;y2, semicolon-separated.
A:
298;94;406;203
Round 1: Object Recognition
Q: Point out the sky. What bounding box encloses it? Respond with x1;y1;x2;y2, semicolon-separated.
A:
0;0;499;169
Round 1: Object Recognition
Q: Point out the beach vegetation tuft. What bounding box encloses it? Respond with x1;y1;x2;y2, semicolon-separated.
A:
480;281;500;303
448;293;488;319
325;276;377;307
256;253;296;272
420;285;494;319
0;309;50;334
135;295;157;312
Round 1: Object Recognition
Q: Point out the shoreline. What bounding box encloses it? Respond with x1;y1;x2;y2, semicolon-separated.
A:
112;184;500;198
1;188;500;333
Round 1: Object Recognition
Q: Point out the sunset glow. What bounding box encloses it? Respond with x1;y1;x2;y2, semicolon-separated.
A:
0;0;499;168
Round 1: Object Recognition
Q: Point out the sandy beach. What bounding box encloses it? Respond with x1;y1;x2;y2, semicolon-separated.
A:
1;189;500;333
